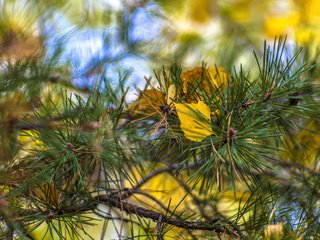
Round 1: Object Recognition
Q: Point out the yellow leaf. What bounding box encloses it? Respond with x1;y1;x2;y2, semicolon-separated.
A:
166;84;176;105
208;66;229;90
217;190;252;223
128;89;165;119
264;13;299;39
175;101;213;142
33;183;61;207
123;167;197;239
282;120;320;168
181;66;228;101
263;222;284;240
28;210;119;240
186;0;215;24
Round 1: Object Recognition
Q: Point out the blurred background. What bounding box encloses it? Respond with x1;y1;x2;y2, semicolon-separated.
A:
1;0;320;100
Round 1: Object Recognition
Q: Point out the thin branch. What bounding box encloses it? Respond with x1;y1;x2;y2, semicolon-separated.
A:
98;195;243;238
49;75;91;94
16;191;243;238
157;214;163;240
263;155;320;177
133;160;204;190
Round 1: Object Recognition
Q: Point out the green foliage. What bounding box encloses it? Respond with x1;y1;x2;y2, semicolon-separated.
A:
0;36;319;239
0;0;319;239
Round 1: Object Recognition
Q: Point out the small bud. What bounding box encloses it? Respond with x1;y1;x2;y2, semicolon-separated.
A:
264;90;272;102
242;100;254;109
264;222;284;240
47;211;55;220
66;142;74;149
228;127;236;142
289;92;301;106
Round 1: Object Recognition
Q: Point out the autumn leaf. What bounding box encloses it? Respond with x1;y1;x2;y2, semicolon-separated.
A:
0;29;42;60
166;84;176;105
282;120;320;168
181;66;228;101
28;210;119;240
32;183;61;208
123;168;197;239
128;88;166;119
264;13;299;39
128;85;177;120
263;222;284;240
217;189;252;223
175;101;213;142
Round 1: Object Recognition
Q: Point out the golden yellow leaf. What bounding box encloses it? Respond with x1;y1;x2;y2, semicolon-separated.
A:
28;210;119;240
128;85;178;120
296;0;320;24
282;120;320;168
264;13;299;39
263;222;284;240
0;29;42;60
166;84;176;105
181;66;228;101
217;190;252;223
128;89;166;119
175;101;213;142
33;183;61;207
123;167;197;239
208;66;229;89
186;0;215;24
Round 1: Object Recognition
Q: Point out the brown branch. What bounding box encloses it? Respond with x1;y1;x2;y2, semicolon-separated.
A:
157;214;163;240
263;155;320;177
16;189;243;239
98;195;243;238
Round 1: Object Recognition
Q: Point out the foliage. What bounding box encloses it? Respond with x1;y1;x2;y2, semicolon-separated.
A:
0;1;319;240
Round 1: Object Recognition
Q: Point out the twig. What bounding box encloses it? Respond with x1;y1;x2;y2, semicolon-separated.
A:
157;214;163;240
98;195;243;238
263;155;320;177
17;191;243;238
133;160;204;190
49;75;91;94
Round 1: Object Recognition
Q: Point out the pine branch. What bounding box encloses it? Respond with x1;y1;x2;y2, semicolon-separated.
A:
16;185;243;238
98;195;243;238
133;160;205;190
48;75;91;94
263;155;320;177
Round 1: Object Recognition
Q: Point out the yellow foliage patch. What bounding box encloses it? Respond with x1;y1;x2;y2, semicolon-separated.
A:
166;84;176;105
128;88;166;119
33;183;61;208
181;66;228;101
27;211;120;240
216;190;252;223
263;222;284;240
128;84;178;120
282;120;320;168
175;101;213;142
